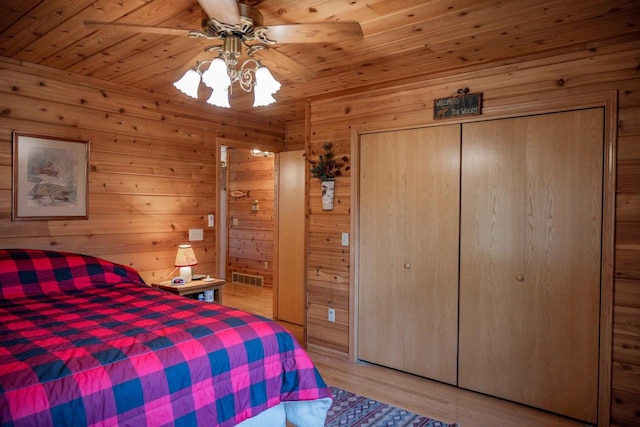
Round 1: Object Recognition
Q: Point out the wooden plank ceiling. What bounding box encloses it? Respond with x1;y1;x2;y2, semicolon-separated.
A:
1;0;638;123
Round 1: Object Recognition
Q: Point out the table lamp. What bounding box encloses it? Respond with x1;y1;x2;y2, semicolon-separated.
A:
174;244;197;282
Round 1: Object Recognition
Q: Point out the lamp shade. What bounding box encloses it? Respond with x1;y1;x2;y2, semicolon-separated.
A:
173;68;201;99
175;244;198;267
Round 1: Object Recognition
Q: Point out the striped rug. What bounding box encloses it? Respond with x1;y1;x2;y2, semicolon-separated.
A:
325;386;458;427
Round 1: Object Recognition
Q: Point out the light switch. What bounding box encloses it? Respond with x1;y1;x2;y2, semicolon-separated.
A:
341;232;349;246
207;214;214;227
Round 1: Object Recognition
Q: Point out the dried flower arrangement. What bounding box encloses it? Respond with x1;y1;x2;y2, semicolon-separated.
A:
309;143;349;180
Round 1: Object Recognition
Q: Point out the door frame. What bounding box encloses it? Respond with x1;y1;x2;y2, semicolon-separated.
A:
350;90;617;426
215;137;291;321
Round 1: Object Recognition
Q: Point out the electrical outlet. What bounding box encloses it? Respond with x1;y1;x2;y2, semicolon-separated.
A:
264;261;268;270
341;232;349;246
232;218;239;226
328;308;336;322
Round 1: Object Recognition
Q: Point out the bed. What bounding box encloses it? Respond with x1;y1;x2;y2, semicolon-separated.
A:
0;249;332;426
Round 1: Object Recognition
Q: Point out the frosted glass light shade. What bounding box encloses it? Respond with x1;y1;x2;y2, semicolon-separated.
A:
173;68;201;98
206;88;231;108
202;58;231;90
202;58;232;108
253;90;276;107
253;66;281;107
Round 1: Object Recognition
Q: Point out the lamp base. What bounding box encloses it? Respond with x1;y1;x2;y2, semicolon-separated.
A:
179;266;192;283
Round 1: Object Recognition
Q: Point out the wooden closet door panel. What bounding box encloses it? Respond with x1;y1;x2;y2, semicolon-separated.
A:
403;126;460;385
459;119;526;398
358;133;407;369
522;109;603;423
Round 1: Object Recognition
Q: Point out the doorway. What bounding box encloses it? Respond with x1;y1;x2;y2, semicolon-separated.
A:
216;142;306;338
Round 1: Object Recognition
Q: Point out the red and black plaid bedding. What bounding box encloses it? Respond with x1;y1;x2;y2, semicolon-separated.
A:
0;249;331;426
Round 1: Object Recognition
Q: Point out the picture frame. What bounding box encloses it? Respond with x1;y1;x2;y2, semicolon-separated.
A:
12;132;89;221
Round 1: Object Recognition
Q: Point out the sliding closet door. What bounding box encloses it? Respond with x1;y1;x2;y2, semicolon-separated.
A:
358;125;459;385
459;109;603;423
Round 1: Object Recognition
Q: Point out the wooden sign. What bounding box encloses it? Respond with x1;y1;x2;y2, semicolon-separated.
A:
433;93;482;120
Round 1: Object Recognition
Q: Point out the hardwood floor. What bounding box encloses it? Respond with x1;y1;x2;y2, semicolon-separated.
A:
221;282;304;344
222;283;588;427
222;282;274;319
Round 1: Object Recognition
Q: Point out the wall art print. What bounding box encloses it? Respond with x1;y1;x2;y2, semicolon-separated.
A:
12;132;89;220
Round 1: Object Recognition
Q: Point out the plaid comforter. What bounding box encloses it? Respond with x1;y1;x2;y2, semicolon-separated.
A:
0;249;330;426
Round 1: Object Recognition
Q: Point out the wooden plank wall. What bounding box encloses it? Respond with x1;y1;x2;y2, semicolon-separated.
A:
305;40;640;426
226;148;275;288
0;57;285;284
285;121;306;151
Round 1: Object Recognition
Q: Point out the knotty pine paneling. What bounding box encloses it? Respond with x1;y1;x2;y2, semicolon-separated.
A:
306;40;640;426
285;121;306;151
0;57;284;285
615;279;640;309
613;333;640;366
226;147;275;288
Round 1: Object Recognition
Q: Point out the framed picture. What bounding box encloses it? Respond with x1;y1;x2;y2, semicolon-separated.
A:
12;132;89;220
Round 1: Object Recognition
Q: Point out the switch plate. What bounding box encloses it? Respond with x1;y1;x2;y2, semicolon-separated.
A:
341;232;349;246
207;214;214;227
232;218;239;226
189;228;204;241
328;308;336;322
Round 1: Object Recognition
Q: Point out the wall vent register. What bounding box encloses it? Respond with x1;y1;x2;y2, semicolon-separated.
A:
231;272;264;287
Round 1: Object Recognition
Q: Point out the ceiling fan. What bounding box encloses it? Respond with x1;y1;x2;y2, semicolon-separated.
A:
85;0;364;107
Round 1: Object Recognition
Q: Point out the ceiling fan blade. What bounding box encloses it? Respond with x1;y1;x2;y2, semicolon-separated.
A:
198;0;240;24
262;22;363;44
255;47;316;81
84;21;194;37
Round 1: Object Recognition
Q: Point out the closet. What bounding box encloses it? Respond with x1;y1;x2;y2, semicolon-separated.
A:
357;108;604;423
458;109;603;423
357;125;460;385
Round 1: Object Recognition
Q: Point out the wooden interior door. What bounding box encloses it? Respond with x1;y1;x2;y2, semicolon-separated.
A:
276;150;305;325
358;125;460;385
459;109;603;423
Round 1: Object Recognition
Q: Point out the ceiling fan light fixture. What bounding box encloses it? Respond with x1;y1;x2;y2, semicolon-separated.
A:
173;68;201;98
89;0;364;109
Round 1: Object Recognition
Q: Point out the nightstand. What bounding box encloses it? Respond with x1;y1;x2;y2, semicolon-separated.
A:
151;278;225;304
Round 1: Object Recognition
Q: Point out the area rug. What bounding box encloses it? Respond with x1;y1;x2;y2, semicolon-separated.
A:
325;386;458;427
